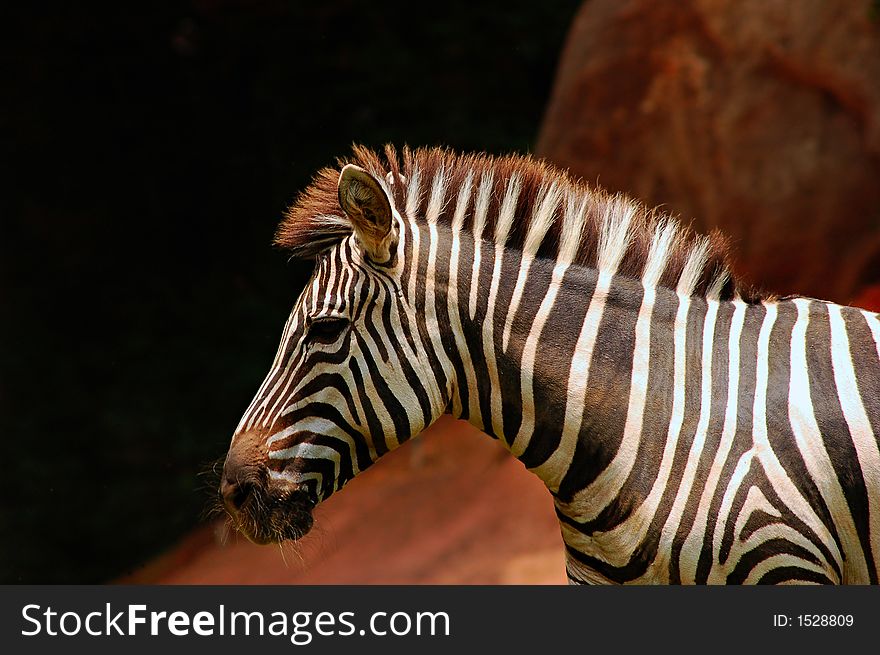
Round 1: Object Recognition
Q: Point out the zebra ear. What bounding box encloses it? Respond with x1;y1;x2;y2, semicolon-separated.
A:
338;164;394;263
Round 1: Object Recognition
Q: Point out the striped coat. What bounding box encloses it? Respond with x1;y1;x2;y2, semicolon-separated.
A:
221;145;880;584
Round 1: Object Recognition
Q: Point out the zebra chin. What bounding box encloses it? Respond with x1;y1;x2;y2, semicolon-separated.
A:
224;479;316;545
220;464;317;545
221;427;322;544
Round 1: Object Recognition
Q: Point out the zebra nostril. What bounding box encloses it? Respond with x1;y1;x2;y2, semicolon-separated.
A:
220;478;252;513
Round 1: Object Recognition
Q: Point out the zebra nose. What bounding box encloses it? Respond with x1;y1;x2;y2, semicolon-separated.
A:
220;476;253;513
221;428;268;513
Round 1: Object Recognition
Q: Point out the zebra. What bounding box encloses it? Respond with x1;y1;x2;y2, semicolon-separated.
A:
220;145;880;584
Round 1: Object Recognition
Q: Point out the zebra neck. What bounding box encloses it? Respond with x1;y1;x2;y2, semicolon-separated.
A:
462;256;667;494
408;220;880;582
414;221;665;494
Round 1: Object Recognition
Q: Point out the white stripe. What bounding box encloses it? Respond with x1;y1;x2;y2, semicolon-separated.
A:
269;469;326;499
641;219;678;289
681;300;745;579
269;442;340;498
424;219;456;406
501;254;532;352
406;201;421;309
557;191;587;266
596;197;633;275
522;182;561;257
468;171;493;320
707;448;755;583
543;285;656;516
450;172;474;233
279;381;359;432
494;174;521;246
676;238;709;297
706;268;730;301
480;170;524;438
748;301;842;579
405;165;421;219
601;293;692;573
481;243;508;439
654;298;718;582
786;299;863;581
860;310;880;355
540;270;614;493
268;420;363;475
425;166;447;225
510;260;571;458
320;250;337;314
742;553;830;585
501;184;562;351
828;303;880;576
446;177;481;424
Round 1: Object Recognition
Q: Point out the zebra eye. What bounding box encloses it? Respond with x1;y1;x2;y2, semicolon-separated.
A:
307;316;350;345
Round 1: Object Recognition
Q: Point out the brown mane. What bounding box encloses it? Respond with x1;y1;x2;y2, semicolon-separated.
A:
275;145;764;301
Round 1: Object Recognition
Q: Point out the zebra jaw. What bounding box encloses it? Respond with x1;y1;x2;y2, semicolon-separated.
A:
221;430;317;544
223;479;316;545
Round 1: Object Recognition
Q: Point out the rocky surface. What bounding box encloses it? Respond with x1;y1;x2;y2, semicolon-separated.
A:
537;0;880;303
122;416;566;585
123;3;880;586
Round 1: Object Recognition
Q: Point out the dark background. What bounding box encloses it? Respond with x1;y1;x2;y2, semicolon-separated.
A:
2;1;580;583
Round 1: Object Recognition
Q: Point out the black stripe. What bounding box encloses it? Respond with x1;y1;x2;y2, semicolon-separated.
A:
557;276;643;499
739;509;781;541
715;302;765;564
806;301;875;583
398;217;415;304
631;296;708;581
388;293;435;429
844;308;880;460
355;331;414;448
466;239;501;437
359;275;390;363
412;224;450;404
755;566;834;585
717;456;841;582
348;357;385;458
293;456;337;499
432;225;470;417
288;371;361;428
451;228;478;420
726;538;823;585
762;300;843;568
673;299;731;583
520;266;597;469
335;251;352;314
283;332;353;399
308;434;357;490
274;402;362;445
494;252;557;447
599;286;679;530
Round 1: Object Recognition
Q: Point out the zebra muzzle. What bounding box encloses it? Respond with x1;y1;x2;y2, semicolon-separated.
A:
221;430;316;544
220;473;315;544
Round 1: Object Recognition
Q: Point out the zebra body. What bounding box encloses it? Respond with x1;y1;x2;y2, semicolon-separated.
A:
222;146;880;584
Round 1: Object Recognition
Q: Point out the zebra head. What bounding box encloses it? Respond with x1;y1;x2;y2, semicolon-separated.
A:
220;163;449;544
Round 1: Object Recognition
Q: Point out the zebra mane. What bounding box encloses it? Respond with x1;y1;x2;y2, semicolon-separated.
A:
276;145;762;301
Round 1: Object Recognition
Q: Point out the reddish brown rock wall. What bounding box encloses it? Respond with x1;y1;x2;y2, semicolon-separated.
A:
537;0;880;302
122;417;566;584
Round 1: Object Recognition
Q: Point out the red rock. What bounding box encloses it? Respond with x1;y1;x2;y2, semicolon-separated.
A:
851;283;880;312
121;416;566;585
537;0;880;302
